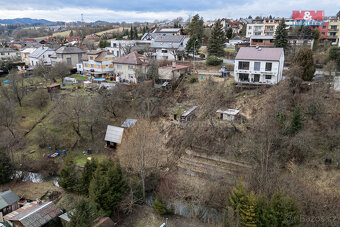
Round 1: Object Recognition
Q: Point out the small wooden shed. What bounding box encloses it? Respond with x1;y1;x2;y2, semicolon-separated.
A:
216;109;240;121
104;125;124;149
47;84;61;93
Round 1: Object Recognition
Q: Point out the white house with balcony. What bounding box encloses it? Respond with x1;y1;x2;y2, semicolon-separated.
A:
150;35;188;61
234;47;284;85
106;40;151;57
77;50;114;77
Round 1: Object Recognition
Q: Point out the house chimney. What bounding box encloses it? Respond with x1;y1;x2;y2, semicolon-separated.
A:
172;61;176;68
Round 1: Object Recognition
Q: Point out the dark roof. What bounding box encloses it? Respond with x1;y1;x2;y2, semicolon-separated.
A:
113;51;149;65
4;201;62;227
154;35;185;43
235;47;283;61
0;190;20;209
0;48;16;53
56;46;85;54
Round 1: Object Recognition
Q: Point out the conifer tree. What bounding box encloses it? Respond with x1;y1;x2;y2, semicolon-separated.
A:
80;158;98;195
290;105;302;134
239;191;257;227
68;198;99;227
89;159;127;215
186;14;204;55
207;19;227;57
269;192;300;226
58;158;80;192
292;48;315;81
226;27;233;40
0;148;14;185
274;19;288;49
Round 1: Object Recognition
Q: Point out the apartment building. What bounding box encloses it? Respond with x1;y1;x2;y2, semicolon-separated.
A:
246;23;279;38
77;50;114;77
234;47;284;85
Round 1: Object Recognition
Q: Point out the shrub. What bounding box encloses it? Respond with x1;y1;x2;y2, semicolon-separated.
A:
189;77;198;83
206;55;223;66
153;196;171;215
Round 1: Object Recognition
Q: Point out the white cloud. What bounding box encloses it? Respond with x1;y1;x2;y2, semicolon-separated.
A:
0;0;338;22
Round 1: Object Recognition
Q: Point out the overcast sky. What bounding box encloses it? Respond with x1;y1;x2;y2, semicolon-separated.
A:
0;0;338;22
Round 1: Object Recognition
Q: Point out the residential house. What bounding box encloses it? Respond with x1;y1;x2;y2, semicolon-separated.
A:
78;50;114;77
29;46;55;67
250;36;275;47
113;51;150;84
246;22;278;40
221;19;243;34
158;62;190;81
234;47;284;85
50;46;85;67
20;48;37;65
0;48;17;59
104;125;124;149
150;35;188;60
0;190;20;222
65;36;80;43
3;201;62;227
107;40;151;57
84;34;100;42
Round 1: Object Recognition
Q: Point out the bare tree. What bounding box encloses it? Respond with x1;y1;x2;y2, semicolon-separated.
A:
0;100;16;138
119;120;164;200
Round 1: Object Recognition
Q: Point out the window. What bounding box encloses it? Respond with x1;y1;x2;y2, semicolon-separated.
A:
162;49;168;53
66;58;71;65
128;65;134;70
249;26;252;29
322;32;325;35
112;43;117;47
254;62;260;71
117;64;122;69
238;61;250;70
238;73;249;81
128;74;134;79
265;75;272;80
254;74;260;82
330;25;337;30
91;64;94;68
254;32;262;36
322;26;326;29
265;62;272;71
89;56;94;60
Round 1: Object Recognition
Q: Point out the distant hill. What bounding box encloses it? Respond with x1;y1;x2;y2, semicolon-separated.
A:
0;18;54;25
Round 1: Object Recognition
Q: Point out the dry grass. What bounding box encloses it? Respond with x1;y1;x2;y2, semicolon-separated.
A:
0;181;62;200
120;205;218;227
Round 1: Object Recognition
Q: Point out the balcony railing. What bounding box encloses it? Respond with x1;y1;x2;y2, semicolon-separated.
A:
328;28;338;32
251;42;275;46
